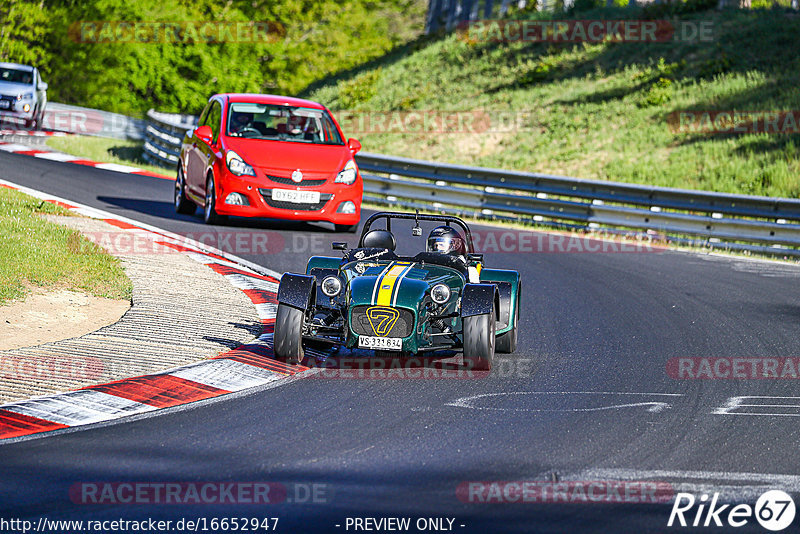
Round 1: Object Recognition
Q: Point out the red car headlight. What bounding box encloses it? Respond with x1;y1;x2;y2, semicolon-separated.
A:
334;160;357;185
226;150;256;177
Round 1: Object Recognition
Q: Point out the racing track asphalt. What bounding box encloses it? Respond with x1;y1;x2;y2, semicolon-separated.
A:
1;150;800;533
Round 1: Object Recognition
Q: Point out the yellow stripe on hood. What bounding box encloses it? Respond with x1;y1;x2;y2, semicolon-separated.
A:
375;262;413;306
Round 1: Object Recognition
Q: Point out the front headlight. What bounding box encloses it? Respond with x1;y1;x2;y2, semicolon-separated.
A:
17;93;34;101
431;283;451;304
334;160;357;185
321;276;343;297
226;150;256;177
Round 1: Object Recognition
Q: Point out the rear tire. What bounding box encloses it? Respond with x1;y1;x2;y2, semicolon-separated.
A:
274;303;305;365
496;282;520;354
174;167;196;215
463;307;496;371
335;223;359;233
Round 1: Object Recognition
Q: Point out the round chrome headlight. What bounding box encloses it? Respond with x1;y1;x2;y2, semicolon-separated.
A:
431;283;451;304
321;276;342;297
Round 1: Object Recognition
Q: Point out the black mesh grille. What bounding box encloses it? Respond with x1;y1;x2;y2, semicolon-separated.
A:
266;174;326;187
350;306;415;338
258;189;332;211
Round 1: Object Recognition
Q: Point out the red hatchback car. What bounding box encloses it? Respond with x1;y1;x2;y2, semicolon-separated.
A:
175;93;363;232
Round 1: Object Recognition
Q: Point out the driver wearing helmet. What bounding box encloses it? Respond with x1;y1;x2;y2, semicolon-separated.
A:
427;226;466;256
427;226;480;282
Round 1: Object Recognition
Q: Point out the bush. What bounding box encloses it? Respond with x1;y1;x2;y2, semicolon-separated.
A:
0;0;427;115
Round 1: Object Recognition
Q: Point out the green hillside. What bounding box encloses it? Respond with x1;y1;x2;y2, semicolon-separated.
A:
303;5;800;198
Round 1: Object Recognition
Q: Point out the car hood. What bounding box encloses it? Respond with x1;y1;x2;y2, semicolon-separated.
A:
0;81;33;97
223;137;351;173
345;260;464;310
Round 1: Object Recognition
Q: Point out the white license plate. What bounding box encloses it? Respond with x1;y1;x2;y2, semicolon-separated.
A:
359;336;403;351
271;189;320;204
0;101;10;110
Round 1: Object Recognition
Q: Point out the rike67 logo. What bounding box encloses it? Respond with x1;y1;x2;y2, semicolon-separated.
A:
668;490;796;531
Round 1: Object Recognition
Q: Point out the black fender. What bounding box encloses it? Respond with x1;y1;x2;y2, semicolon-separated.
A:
461;283;500;319
495;281;514;329
277;273;316;311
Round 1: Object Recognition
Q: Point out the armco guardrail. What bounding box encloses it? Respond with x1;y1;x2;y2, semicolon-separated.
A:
142;109;197;168
45;102;146;140
142;109;800;256
355;152;800;255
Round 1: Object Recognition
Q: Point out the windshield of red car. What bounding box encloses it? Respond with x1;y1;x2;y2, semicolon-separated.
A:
226;102;344;145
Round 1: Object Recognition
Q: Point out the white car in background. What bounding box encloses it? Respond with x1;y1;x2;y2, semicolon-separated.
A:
0;62;48;130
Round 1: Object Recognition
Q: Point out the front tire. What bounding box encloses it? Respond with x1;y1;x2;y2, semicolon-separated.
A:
463;307;496;371
203;175;225;225
174;167;196;215
274;303;305;365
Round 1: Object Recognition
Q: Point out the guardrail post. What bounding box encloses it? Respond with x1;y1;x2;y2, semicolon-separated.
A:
142;109;198;169
445;0;459;30
461;0;476;21
426;0;444;33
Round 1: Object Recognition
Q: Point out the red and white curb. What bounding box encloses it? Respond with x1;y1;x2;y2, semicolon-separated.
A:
0;136;172;181
0;129;67;137
0;179;309;441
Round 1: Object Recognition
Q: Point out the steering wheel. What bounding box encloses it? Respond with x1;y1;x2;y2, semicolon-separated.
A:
236;126;261;136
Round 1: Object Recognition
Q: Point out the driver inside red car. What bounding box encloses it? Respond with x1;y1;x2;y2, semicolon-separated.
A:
230;111;254;134
287;114;307;136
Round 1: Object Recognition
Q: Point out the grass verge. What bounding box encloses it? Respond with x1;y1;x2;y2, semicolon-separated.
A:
45;136;171;177
0;187;132;304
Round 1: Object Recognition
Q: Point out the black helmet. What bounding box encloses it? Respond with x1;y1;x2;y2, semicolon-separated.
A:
427;226;466;256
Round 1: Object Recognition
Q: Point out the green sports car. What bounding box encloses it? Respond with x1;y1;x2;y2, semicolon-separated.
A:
273;212;521;370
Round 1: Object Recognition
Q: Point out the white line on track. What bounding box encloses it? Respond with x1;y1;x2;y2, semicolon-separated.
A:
446;391;684;413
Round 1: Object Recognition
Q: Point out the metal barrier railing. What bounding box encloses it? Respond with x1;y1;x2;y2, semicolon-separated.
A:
355;152;800;255
142;109;197;168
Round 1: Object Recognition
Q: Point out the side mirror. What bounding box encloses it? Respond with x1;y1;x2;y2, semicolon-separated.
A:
332;242;348;251
38;82;48;91
195;125;213;144
469;253;484;263
347;138;361;154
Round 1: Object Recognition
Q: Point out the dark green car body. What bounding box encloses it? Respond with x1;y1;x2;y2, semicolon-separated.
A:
275;212;521;366
306;254;520;354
